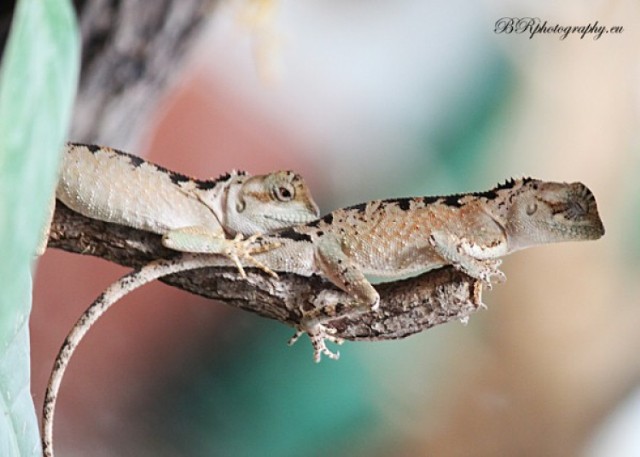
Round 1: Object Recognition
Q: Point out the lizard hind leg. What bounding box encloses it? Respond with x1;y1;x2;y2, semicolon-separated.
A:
315;234;380;311
288;235;380;362
162;226;280;278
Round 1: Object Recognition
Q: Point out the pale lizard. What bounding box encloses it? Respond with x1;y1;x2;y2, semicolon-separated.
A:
42;177;604;457
47;143;320;276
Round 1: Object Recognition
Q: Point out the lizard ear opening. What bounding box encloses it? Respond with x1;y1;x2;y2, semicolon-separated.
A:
236;197;246;213
526;202;537;215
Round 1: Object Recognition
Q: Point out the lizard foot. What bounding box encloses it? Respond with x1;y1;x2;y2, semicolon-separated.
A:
428;232;506;290
288;323;344;363
162;228;281;278
225;233;281;279
474;259;506;290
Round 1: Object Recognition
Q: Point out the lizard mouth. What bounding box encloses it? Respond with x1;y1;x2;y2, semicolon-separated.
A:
264;213;318;225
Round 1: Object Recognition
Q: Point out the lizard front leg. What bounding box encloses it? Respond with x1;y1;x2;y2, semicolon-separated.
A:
290;234;380;362
428;231;506;287
161;226;280;278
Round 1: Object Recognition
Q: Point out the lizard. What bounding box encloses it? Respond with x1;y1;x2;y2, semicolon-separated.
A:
42;177;604;457
161;177;605;355
46;142;320;276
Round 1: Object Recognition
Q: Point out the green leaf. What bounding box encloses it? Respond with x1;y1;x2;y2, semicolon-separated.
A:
0;0;79;455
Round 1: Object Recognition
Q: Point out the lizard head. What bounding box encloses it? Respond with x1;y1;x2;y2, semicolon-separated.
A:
499;178;605;252
227;170;320;234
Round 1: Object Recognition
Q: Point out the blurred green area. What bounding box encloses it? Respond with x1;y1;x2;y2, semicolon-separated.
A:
147;318;382;457
0;0;78;455
425;51;514;189
623;165;640;266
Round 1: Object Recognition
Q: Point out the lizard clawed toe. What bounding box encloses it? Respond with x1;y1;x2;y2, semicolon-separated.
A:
487;263;506;288
474;259;506;289
225;233;281;278
287;330;304;346
289;322;343;362
370;297;381;312
311;335;341;363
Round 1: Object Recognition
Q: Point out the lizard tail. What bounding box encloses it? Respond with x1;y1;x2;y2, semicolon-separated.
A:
41;253;221;457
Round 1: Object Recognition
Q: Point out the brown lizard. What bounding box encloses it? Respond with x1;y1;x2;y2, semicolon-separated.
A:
143;177;605;357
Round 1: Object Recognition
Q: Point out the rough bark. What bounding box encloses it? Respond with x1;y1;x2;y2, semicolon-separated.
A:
48;202;485;341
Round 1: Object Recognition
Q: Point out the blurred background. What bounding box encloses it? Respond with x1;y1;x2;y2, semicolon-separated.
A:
30;0;639;456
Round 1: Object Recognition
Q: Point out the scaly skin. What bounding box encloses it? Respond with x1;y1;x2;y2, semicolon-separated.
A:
180;177;605;358
42;178;605;457
52;143;320;276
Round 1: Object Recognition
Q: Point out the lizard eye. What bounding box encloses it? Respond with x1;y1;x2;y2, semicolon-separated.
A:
526;202;538;215
274;185;294;202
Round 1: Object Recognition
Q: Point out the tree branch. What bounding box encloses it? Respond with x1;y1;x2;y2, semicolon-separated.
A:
71;0;218;149
48;202;484;341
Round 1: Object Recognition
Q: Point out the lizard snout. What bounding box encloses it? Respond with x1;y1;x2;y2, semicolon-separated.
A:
568;183;605;238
